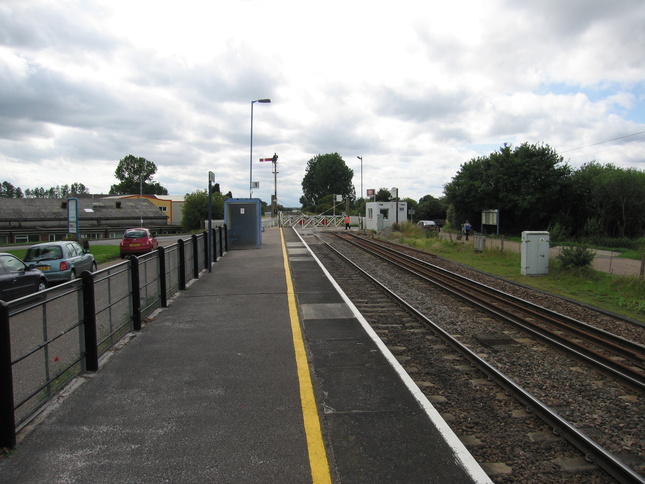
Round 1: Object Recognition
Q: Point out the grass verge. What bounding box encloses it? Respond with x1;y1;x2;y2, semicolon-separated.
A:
6;244;121;265
386;229;645;322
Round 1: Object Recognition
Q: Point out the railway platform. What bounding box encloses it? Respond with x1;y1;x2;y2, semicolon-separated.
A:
0;227;490;483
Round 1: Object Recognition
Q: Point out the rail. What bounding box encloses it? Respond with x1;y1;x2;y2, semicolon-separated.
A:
0;225;227;449
319;233;645;484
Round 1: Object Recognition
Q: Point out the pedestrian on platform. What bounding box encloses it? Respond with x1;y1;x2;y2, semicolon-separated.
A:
464;221;471;240
344;214;351;230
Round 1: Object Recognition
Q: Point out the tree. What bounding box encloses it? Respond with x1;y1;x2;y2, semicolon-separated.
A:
416;195;446;221
109;155;168;195
443;143;571;234
375;188;392;202
0;181;21;198
181;189;226;232
301;153;355;208
570;162;645;239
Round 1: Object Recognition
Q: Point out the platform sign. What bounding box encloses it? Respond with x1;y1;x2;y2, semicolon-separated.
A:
67;197;79;239
481;209;500;235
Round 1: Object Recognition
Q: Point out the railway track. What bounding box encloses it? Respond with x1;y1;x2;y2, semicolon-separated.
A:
335;232;645;393
304;231;644;483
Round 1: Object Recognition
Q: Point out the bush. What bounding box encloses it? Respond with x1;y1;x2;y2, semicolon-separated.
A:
557;245;595;270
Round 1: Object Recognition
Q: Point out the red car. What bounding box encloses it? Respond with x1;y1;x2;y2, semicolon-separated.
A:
119;228;159;258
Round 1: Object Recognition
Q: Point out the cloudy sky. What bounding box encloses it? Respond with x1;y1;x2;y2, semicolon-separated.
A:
1;0;644;207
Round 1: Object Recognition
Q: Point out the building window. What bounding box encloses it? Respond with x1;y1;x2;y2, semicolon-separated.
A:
159;206;167;212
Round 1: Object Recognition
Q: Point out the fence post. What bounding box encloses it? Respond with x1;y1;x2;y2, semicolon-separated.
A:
158;246;167;308
213;227;218;263
203;231;209;272
178;239;186;291
192;234;199;279
218;226;223;258
224;224;228;252
0;301;16;449
129;256;142;331
81;271;99;372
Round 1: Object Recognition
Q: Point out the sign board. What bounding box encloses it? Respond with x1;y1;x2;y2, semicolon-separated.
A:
251;182;260;189
336;194;343;202
481;209;500;235
367;189;375;197
482;209;499;225
67;197;79;239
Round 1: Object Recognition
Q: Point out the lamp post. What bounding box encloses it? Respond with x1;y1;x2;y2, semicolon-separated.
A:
250;98;271;197
139;175;143;226
357;156;363;200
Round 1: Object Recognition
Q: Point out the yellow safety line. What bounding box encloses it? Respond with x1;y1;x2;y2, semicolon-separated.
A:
280;228;332;484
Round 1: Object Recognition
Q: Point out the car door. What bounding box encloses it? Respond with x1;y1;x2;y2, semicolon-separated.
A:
65;242;86;273
0;254;34;300
73;241;93;272
0;258;15;301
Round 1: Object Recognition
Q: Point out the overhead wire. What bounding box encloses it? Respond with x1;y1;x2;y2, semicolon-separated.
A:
560;130;645;154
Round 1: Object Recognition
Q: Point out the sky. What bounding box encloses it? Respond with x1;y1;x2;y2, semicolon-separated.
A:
1;0;644;208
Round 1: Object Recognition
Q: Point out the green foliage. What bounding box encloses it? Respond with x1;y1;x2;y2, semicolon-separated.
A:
547;222;571;246
416;194;446;221
382;231;645;319
181;189;225;232
109;155;168;195
3;182;89;199
570;162;645;239
375;188;391;202
443;142;570;234
300;153;354;208
556;245;595;271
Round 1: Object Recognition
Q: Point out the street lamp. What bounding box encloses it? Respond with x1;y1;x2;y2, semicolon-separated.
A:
357;156;363;200
250;98;271;197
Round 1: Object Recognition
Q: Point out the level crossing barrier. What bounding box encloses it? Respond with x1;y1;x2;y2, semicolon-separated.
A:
0;225;227;449
280;214;345;228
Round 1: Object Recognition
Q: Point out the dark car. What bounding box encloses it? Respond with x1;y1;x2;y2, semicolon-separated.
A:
0;253;47;302
120;228;159;258
23;241;97;285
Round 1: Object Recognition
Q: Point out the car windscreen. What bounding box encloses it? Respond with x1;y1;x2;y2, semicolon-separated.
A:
25;246;64;261
124;230;147;239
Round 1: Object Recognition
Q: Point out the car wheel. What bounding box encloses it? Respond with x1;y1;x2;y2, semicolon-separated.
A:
69;270;76;281
92;261;97;272
37;280;47;292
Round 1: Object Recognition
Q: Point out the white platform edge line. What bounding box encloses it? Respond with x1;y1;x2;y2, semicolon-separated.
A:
292;229;493;484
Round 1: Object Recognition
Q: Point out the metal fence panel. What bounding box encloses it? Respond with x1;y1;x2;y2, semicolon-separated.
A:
0;230;225;446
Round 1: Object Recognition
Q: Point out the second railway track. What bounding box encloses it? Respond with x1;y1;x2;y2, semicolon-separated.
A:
300;229;645;483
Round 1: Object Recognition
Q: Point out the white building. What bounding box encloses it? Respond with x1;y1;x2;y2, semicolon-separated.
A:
365;201;408;232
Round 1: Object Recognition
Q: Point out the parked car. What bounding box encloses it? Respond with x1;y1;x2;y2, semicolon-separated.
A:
119;228;159;258
417;220;438;231
23;241;97;285
0;253;47;301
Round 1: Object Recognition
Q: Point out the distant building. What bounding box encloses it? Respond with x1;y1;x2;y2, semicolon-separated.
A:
365;201;408;232
102;194;185;226
0;197;179;245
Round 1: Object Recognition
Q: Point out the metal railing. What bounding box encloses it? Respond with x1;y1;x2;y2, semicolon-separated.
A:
280;214;345;228
0;226;227;449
